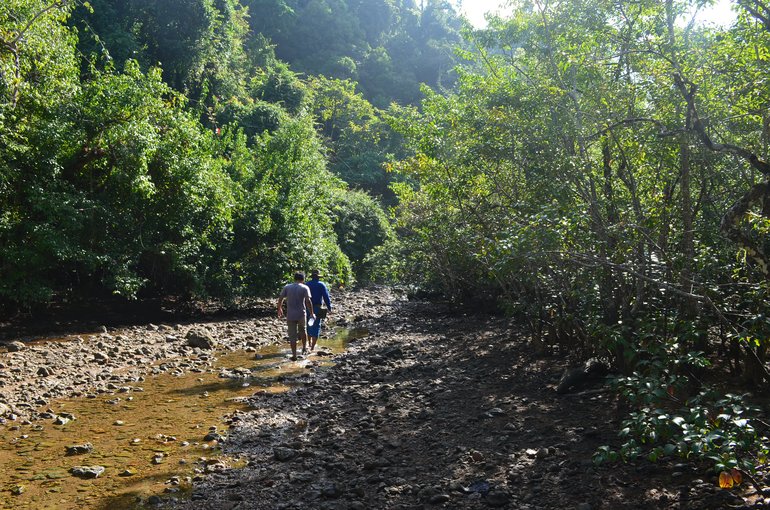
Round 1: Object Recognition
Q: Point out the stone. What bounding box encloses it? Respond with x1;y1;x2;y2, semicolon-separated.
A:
203;432;226;442
53;415;70;425
321;482;341;498
186;329;217;350
486;491;510;507
6;341;26;352
289;472;314;482
429;494;451;504
274;447;298;462
70;466;105;479
37;367;53;377
65;443;93;456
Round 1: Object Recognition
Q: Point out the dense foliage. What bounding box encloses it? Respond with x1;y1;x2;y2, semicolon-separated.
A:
0;0;359;309
243;0;464;107
383;0;770;478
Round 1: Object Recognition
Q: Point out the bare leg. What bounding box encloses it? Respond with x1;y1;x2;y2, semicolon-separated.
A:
309;336;318;351
290;339;297;361
300;333;307;355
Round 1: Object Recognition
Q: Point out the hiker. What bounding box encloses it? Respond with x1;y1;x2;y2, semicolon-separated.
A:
277;272;316;360
306;269;332;351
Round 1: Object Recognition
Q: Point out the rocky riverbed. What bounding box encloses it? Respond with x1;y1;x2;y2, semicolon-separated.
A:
1;287;767;509
0;288;390;424
158;291;764;510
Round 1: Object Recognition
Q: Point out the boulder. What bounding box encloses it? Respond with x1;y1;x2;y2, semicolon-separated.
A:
6;341;25;352
186;328;217;350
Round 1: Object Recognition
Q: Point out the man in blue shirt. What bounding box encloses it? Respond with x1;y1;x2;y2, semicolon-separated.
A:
306;269;332;351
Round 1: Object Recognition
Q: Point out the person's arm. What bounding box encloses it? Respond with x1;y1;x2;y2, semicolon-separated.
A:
323;283;332;311
277;296;285;318
305;295;316;319
305;287;315;319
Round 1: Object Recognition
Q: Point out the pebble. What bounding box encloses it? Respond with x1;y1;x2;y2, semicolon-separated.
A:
486;491;510;507
274;447;298;462
429;494;451;504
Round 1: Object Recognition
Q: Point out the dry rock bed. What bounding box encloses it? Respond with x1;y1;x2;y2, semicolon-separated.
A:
161;293;758;510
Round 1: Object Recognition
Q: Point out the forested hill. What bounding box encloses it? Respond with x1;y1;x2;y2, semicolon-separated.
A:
72;0;464;108
245;0;463;107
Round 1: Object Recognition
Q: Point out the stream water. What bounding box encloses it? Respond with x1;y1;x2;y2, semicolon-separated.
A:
0;328;366;509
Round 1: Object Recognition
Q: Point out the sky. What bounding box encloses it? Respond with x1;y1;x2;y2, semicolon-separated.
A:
455;0;738;29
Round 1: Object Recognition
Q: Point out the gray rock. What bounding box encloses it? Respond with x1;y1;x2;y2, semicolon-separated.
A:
186;329;217;350
203;432;226;442
486;491;510;507
66;443;93;456
289;472;314;482
6;341;25;352
274;447;297;461
93;352;109;361
70;466;105;478
321;482;341;498
429;494;451;504
53;415;70;425
37;367;53;377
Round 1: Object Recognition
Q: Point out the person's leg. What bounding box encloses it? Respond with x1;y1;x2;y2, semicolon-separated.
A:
299;318;309;355
287;321;298;360
307;306;321;352
308;318;321;351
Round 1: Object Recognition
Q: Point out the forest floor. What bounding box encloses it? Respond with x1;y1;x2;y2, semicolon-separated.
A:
0;287;765;509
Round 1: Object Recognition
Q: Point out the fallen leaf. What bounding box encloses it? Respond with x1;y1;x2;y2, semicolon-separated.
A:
719;471;734;489
730;468;743;485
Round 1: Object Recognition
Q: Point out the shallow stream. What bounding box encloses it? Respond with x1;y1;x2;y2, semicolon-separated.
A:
0;329;364;509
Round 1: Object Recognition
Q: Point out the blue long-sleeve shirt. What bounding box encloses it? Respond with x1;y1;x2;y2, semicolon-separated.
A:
306;278;332;310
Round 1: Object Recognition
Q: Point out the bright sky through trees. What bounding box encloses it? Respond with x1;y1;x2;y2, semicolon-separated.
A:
455;0;738;28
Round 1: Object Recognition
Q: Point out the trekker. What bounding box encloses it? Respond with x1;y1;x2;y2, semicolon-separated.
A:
277;272;316;360
306;269;332;351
